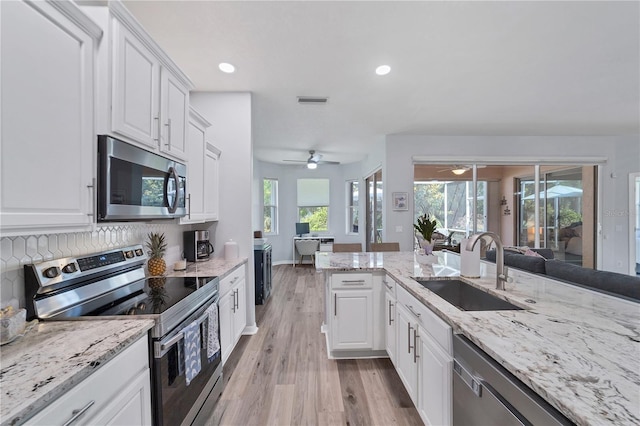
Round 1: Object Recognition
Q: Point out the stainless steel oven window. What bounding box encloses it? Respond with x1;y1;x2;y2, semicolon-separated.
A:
151;298;222;425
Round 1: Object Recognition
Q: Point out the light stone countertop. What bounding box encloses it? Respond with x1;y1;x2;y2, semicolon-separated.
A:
0;256;246;425
166;256;248;279
0;319;154;426
316;251;640;426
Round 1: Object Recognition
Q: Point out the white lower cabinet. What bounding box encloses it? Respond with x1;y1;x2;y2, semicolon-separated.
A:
383;277;398;365
418;327;453;426
219;264;247;364
395;302;419;401
327;272;380;353
27;336;151;425
331;289;374;350
396;285;453;426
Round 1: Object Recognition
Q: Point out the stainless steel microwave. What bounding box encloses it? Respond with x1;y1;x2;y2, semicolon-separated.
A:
97;135;186;221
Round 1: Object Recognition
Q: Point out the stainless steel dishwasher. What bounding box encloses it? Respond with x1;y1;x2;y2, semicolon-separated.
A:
453;334;575;426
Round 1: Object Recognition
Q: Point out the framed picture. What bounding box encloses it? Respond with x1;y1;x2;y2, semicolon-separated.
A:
392;192;408;211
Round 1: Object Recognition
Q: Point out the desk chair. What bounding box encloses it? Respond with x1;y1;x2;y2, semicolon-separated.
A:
295;239;319;266
370;242;400;252
332;243;362;253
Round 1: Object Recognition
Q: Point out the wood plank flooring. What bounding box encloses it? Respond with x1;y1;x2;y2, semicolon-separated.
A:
203;265;422;425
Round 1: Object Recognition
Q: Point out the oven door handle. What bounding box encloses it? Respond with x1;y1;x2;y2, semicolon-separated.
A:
154;308;211;358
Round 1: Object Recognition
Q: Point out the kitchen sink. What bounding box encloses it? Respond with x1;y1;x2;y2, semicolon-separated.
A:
416;279;523;311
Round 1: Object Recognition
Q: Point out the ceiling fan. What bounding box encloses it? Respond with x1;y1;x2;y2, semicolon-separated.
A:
283;150;340;169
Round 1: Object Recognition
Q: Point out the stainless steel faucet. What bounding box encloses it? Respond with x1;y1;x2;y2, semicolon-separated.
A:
466;232;512;290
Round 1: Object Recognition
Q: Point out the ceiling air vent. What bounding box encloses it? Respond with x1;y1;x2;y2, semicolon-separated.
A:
297;96;328;104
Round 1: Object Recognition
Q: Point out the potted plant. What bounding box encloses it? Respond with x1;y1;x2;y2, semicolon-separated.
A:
414;214;438;254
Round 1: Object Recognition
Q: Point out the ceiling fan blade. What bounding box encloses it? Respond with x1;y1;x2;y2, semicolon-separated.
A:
282;159;307;163
317;160;340;165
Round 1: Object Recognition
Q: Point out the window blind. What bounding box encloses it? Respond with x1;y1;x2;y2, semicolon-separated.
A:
297;178;330;206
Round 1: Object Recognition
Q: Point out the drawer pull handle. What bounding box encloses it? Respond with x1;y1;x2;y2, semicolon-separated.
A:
384;281;393;290
408;323;413;353
407;305;422;319
388;301;394;325
341;279;366;285
413;329;419;363
63;400;95;426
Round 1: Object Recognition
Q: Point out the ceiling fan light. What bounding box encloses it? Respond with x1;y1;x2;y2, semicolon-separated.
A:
307;162;317;169
451;168;467;175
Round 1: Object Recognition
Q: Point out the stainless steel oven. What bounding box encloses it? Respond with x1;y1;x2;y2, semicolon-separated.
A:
97;135;186;221
24;245;223;426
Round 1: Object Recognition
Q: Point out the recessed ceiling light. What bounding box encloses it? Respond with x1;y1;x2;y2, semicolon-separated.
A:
219;62;235;73
375;65;391;76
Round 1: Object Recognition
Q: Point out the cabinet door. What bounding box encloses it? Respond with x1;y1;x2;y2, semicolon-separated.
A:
1;0;96;232
159;68;188;160
90;369;152;425
395;303;418;403
112;21;159;148
203;142;221;221
330;290;374;350
181;116;206;223
385;291;397;366
219;291;234;364
232;278;247;340
418;328;452;426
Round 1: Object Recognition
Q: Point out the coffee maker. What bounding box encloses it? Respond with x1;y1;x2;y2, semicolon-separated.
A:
184;231;214;262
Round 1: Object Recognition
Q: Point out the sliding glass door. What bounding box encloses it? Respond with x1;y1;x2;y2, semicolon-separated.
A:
516;166;596;268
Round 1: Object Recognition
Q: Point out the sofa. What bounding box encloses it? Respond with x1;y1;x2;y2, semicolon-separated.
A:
484;249;640;302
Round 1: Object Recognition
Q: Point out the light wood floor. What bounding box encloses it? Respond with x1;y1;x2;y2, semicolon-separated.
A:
204;264;422;426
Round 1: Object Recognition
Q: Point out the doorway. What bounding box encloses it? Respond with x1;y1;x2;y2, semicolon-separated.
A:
365;170;383;251
630;173;640;276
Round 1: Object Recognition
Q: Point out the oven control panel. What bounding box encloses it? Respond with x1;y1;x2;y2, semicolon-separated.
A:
27;244;148;288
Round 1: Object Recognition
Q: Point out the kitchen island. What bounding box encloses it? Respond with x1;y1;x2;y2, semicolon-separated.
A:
0;319;154;425
316;251;640;426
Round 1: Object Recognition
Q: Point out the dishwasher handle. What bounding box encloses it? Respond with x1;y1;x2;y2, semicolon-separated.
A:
453;359;482;397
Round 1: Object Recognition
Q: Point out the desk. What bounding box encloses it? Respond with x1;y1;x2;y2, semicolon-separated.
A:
293;236;334;266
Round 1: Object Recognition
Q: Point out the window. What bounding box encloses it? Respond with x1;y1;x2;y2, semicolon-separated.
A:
346;180;359;234
297;178;329;232
263;178;278;234
413;180;488;243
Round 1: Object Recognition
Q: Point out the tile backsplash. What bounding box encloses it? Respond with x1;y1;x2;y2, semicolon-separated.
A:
0;223;192;308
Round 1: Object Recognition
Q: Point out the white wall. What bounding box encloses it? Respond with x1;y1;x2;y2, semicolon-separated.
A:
190;91;256;331
253;160;365;264
385;134;640;273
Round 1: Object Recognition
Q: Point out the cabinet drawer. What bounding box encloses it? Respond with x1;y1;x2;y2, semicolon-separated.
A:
220;264;245;296
27;336;149;425
382;275;396;295
331;272;372;289
319;243;333;252
397;285;452;354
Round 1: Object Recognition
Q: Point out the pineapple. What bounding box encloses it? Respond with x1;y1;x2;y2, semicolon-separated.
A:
146;232;167;276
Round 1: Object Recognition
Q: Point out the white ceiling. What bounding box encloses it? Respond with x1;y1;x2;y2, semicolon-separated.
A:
123;0;640;165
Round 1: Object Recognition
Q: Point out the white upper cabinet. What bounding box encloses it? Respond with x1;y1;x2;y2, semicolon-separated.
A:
85;1;193;161
112;22;160;148
0;0;102;235
159;68;189;159
180;108;220;224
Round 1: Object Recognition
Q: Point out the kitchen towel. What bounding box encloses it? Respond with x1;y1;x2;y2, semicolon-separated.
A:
206;303;220;360
183;320;201;386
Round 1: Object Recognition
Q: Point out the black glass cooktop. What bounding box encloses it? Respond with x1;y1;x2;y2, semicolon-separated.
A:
90;276;217;317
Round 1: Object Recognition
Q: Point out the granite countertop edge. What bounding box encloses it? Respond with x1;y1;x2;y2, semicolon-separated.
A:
1;319;154;426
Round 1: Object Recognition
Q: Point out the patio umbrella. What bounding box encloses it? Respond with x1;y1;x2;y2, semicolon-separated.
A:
524;184;583;200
